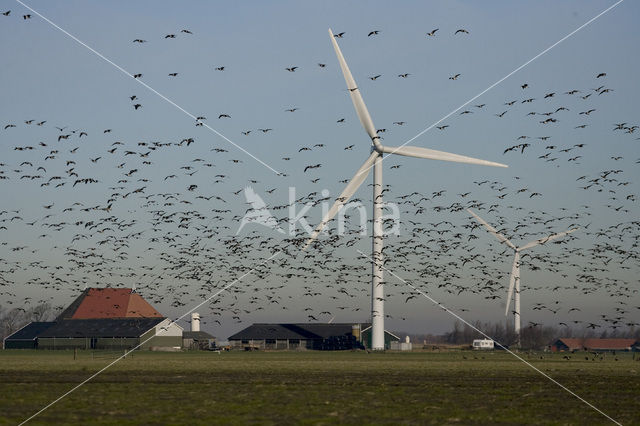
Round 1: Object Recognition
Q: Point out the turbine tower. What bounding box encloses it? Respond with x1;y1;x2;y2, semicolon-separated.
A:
302;29;508;351
467;208;578;343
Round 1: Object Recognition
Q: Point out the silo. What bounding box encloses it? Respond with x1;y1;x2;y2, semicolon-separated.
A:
191;313;200;332
351;324;361;341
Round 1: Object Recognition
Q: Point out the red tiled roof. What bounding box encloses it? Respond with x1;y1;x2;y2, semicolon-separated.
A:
555;338;583;350
583;338;637;350
66;288;162;319
124;291;162;317
555;338;637;350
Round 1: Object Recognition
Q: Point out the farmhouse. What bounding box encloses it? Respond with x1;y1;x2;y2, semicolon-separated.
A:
551;338;639;352
228;323;399;350
3;288;183;350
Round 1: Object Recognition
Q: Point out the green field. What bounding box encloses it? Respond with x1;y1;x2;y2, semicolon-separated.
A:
1;350;637;425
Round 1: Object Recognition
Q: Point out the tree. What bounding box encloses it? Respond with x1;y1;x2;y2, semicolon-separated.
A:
1;308;26;341
0;302;52;341
27;302;53;322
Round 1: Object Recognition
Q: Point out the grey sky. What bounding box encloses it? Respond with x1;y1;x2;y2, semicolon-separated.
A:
1;1;638;338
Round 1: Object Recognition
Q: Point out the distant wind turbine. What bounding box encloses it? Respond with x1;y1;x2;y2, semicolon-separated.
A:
467;208;578;344
302;29;507;351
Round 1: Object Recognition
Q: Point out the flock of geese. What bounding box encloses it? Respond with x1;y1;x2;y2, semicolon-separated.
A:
0;12;638;338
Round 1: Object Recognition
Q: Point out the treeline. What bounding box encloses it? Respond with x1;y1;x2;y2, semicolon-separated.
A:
0;303;53;342
402;320;640;350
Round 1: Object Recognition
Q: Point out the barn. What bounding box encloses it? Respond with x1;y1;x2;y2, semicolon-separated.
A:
35;317;182;350
182;331;216;350
3;288;183;350
228;323;362;350
228;323;400;350
551;338;639;352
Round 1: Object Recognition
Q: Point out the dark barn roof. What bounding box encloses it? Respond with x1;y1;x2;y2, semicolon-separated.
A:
228;323;368;341
183;331;215;340
38;318;165;338
4;322;55;341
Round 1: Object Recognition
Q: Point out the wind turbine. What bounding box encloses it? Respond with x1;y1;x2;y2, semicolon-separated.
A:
467;208;578;344
302;29;508;351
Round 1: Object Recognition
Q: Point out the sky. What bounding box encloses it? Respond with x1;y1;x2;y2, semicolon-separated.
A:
0;0;638;339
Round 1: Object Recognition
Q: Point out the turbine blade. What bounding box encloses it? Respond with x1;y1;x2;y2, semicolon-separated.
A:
302;151;378;250
518;228;579;251
329;29;378;141
505;252;520;316
467;209;517;250
382;145;508;168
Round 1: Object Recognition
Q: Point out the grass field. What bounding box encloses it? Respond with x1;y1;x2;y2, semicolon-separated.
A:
1;350;638;425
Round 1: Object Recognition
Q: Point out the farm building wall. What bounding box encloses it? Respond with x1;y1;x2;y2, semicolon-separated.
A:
154;319;182;337
38;337;91;350
141;335;182;349
96;337;140;349
229;337;364;351
229;339;315;350
38;334;181;350
183;339;196;350
3;322;56;349
3;340;38;349
183;338;214;350
139;328;181;349
361;328;400;350
38;337;139;350
182;330;216;350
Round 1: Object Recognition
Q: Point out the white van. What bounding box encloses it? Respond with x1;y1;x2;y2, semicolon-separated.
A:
472;339;495;350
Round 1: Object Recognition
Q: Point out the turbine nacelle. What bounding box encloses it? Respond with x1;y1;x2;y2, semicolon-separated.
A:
371;136;384;152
